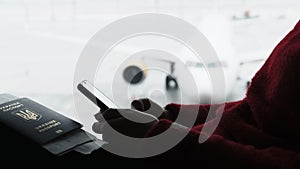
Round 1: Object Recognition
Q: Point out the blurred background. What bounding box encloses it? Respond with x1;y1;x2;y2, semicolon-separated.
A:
0;0;299;121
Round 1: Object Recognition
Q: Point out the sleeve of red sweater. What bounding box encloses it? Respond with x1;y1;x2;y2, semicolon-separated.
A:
145;120;300;169
164;101;241;125
164;103;211;123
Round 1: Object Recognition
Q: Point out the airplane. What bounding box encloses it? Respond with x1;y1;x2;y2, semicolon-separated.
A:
92;13;265;107
101;51;264;107
23;11;266;108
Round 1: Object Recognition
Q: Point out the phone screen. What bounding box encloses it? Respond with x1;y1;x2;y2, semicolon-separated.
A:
77;80;118;111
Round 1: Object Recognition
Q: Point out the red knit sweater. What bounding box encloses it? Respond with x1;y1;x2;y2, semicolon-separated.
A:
144;20;300;169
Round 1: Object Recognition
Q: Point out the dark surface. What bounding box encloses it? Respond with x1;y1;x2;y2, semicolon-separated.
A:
0;121;190;168
0;123;140;167
0;122;210;168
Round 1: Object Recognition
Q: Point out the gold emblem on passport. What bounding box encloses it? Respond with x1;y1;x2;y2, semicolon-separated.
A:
13;109;42;121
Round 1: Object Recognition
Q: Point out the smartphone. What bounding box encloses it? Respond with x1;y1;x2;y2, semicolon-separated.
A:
77;80;118;111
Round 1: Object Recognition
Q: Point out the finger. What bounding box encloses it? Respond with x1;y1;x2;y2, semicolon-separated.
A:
101;118;125;141
119;109;158;124
92;121;106;134
94;108;121;122
101;117;153;140
131;98;151;111
164;103;181;113
132;98;165;119
131;98;163;111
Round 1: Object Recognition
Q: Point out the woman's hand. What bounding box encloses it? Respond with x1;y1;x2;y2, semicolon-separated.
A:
131;98;171;120
92;108;158;140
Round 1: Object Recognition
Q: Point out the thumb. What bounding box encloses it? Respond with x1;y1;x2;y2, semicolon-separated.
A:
131;98;165;119
131;98;151;111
